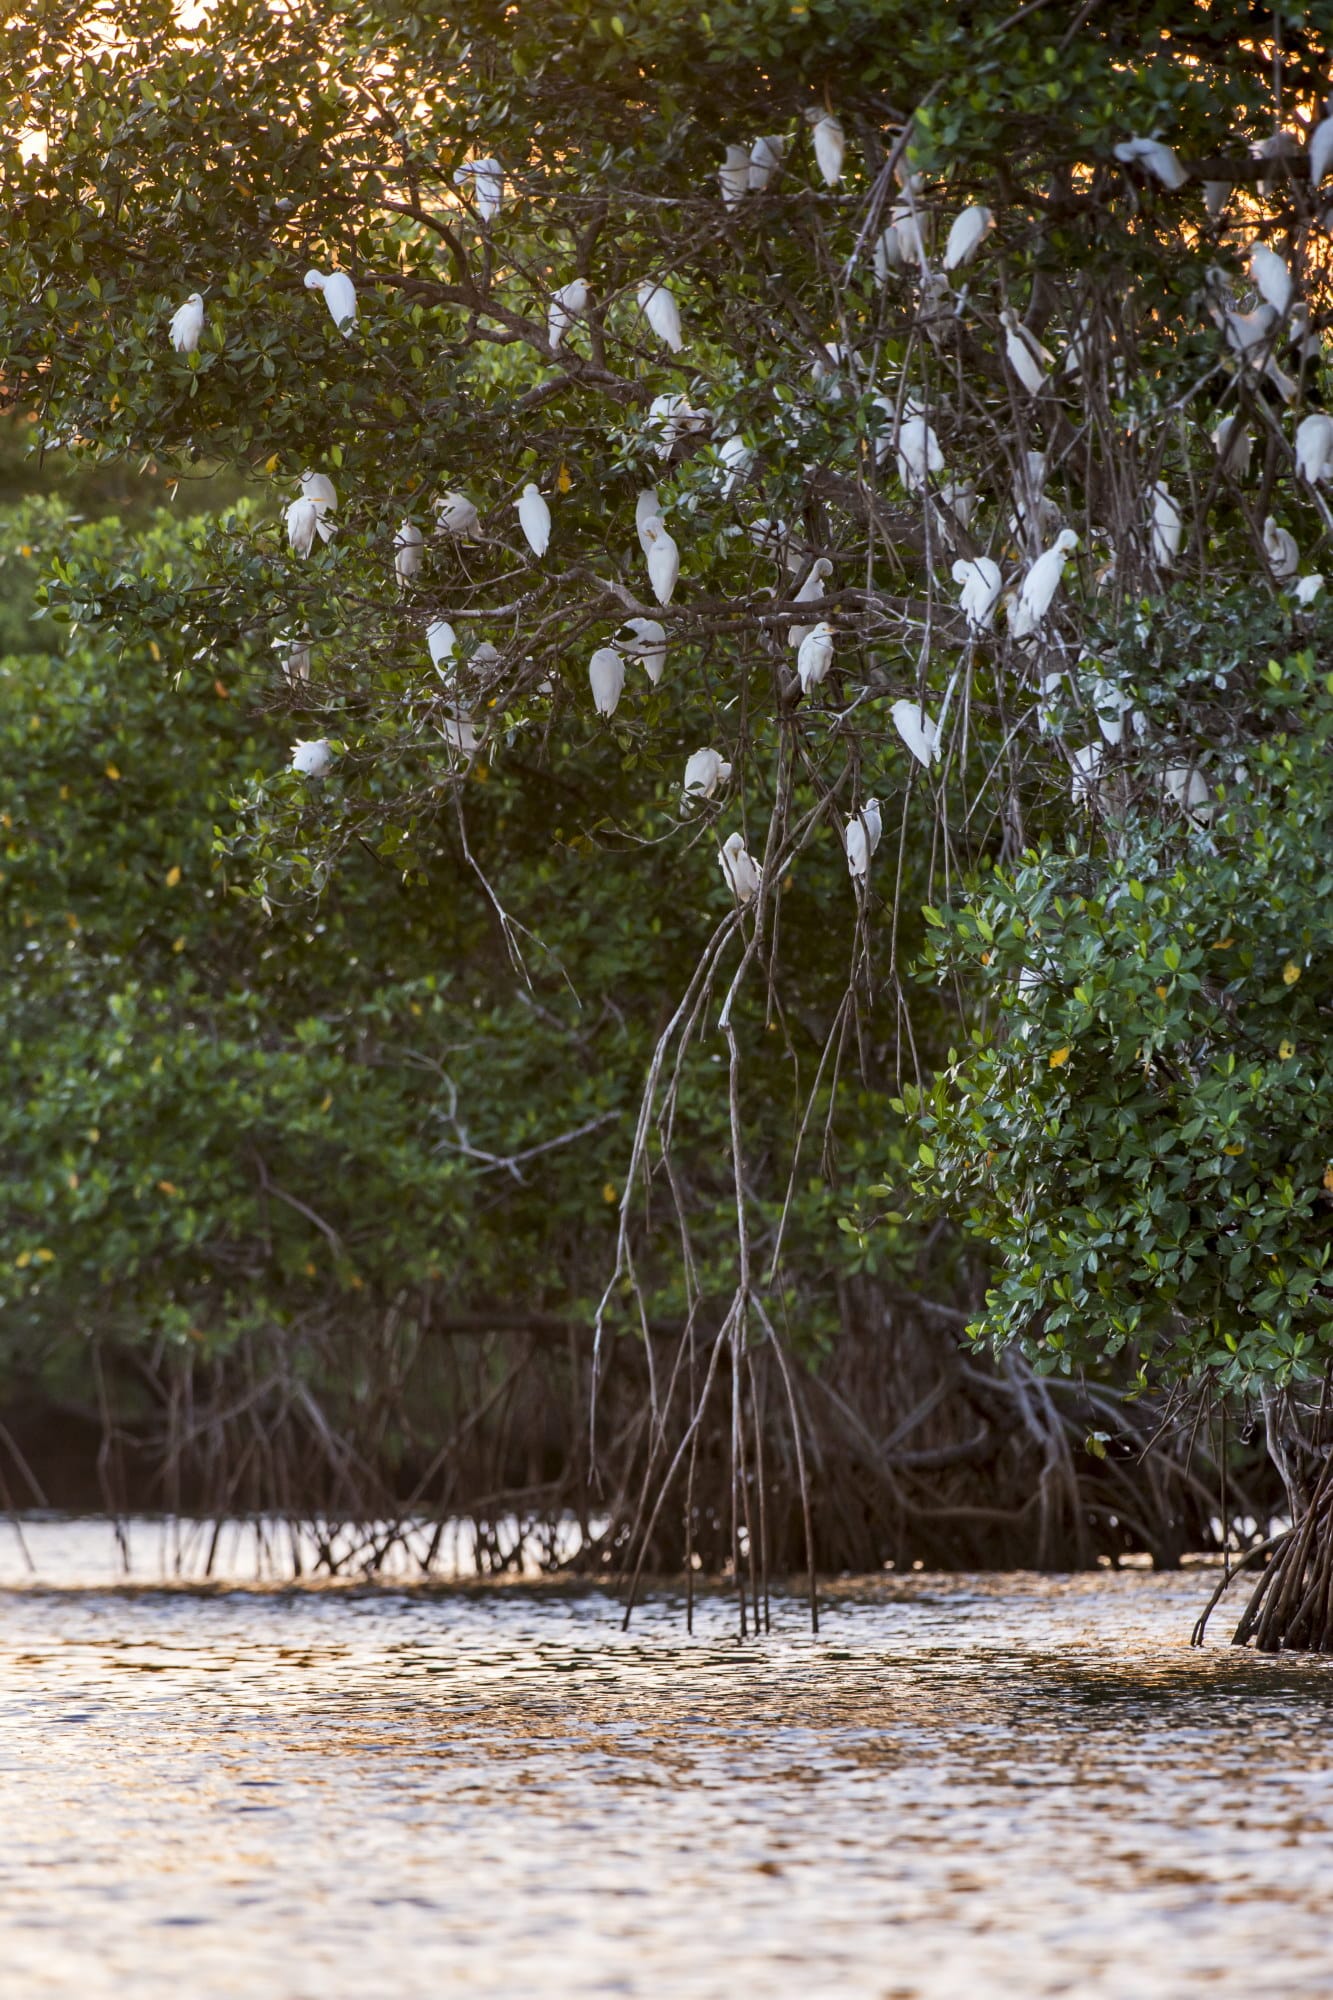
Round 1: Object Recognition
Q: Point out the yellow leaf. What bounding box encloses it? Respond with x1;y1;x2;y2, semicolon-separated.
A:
87;1127;100;1144
1283;961;1301;985
1280;1039;1295;1060
1155;984;1168;1000
1223;1143;1244;1157
1323;1167;1333;1191
18;543;31;558
602;1182;618;1204
981;950;992;966
557;462;572;493
34;1248;54;1265
263;453;280;474
165;864;181;888
304;1260;317;1277
319;1091;333;1112
58;785;69;801
348;1274;364;1291
171;935;186;953
157;1180;178;1196
67;1172;79;1191
1049;1046;1071;1068
473;762;489;782
214;679;229;700
15;1252;31;1270
1211;937;1234;950
409;1001;422;1016
104;763;121;781
148;639;161;663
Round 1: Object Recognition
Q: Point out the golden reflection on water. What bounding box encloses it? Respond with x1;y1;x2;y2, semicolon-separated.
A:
1;1541;1332;1998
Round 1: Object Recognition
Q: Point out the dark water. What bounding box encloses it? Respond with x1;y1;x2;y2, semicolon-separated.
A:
1;1524;1331;1997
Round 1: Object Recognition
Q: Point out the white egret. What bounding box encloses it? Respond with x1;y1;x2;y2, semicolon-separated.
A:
1295;573;1325;606
748;134;786;191
1295;413;1333;483
616;616;667;684
647;392;708;458
873;226;906;280
1163;762;1211;818
440;712;480;755
516;483;551;556
278;633;311;684
845;798;882;881
796;620;834;693
1263;515;1300;580
286;497;320;558
1221;300;1278;357
427;619;457;671
291;738;333;778
1070;743;1104;803
1000;308;1053;394
548;278;589;352
943;204;993;271
1012;529;1078;636
637;280;683;353
1091;676;1131;746
788;556;833;646
636;488;662;553
436;491;480;536
891;700;940;768
682;748;732;804
1249;242;1293;316
717;434;753;496
720;143;750;209
1150;482;1183;567
454;156;504;221
299;469;337;515
1113;136;1187;189
168;293;204;354
937;478;976;534
642;517;679;605
952;556;1003;632
719;831;762;904
304;267;357;331
394;520;424;586
810;113;846;187
1211;414;1252;478
895;414;944;492
1311;112;1333;187
589;645;625;716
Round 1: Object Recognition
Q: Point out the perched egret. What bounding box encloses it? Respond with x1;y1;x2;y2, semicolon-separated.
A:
1295;573;1325;606
1150;482;1183;567
937;478;976;533
788;557;833;647
748;134;786;191
943;205;993;271
279;633;312;684
427;619;458;671
636;488;662;554
891;700;940;768
647;392;708;458
720;143;750;209
1113;136;1187;190
873;226;906;281
304;267;357;331
681;748;732;805
637;281;683;353
168;292;204;354
616;616;668;684
394;520;424;586
1000;308;1053;394
1295;413;1333;483
796;620;834;693
1221;300;1278;356
436;491;480;536
589;645;625;716
810;113;846;187
642;518;679;605
1311;112;1333;187
440;712;480;755
1013;529;1079;636
291;738;333;778
953;556;1003;632
516;483;551;556
1263;515;1300;580
454;156;504;221
548;278;589;352
895;414;944;492
1070;743;1104;803
1163;761;1211;818
1249;242;1293;316
300;469;337;515
845;798;882;881
1090;676;1131;746
717;434;753;496
719;831;762;904
286;497;320;558
1211;414;1252;478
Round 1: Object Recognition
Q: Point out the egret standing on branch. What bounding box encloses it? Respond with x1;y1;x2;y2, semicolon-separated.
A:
168;293;204;354
891;701;940;768
1000;308;1053;394
637;281;683;353
589;646;625;716
809;112;846;187
796;620;834;693
548;278;588;352
643;518;680;605
845;799;882;881
454;157;504;221
304;267;357;331
516;483;551;556
943;205;993;271
682;749;732;805
719;832;762;904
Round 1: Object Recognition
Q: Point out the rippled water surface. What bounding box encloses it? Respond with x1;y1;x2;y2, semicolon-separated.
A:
2;1523;1332;1998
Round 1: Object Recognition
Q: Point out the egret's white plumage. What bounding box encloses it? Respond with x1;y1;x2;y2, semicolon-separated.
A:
291;738;334;777
1295;573;1325;606
394;519;424;585
952;556;1003;632
279;634;312;684
589;646;625;716
682;748;732;804
454;156;504;221
286;497;320;557
1249;242;1293;316
1113;136;1187;190
720;143;750;209
717;434;752;496
440;712;480;755
1295;413;1333;484
891;700;940;768
616;616;667;684
788;557;833;647
1150;482;1183;567
796;620;834;693
1070;742;1105;803
647;392;707;458
300;470;337;514
516;483;551;556
1263;515;1300;580
637;281;683;352
636;489;662;554
436;491;480;537
1000;308;1052;394
642;517;679;605
895;415;944;492
1163;761;1211;818
719;831;762;904
304;267;357;331
943;205;993;271
427;619;458;670
1211;414;1252;478
169;293;204;354
811;114;846;187
845;798;882;881
1012;529;1078;636
548;278;588;351
748;134;786;191
1091;676;1130;746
